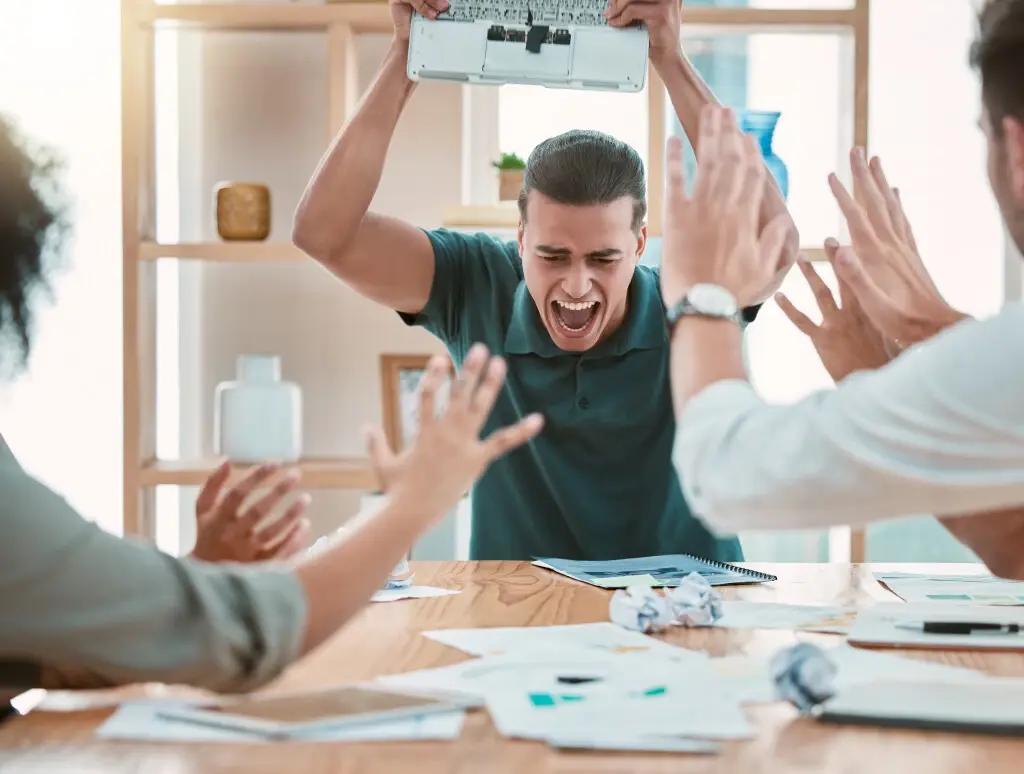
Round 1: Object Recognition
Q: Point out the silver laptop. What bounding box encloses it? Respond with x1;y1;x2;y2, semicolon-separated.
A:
407;0;649;92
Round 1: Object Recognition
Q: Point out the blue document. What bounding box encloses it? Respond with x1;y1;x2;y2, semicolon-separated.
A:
532;554;777;588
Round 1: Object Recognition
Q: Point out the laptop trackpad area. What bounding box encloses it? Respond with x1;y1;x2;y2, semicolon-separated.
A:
483;39;570;78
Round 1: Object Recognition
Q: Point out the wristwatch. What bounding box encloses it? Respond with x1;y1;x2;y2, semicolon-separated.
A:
665;283;745;330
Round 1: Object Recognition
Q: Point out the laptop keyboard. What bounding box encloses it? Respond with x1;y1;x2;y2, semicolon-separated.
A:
436;0;611;27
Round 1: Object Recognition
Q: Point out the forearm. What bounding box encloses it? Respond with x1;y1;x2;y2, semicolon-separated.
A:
292;38;417;261
295;494;431;653
669;316;746;419
652;50;799;262
940;508;1024;580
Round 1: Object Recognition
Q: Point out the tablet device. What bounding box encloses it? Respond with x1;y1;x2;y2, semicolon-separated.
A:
156;684;477;740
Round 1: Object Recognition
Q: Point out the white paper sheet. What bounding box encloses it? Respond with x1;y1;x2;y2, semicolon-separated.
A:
709;643;994;705
710;601;859;634
873;571;1024;606
421;622;704;661
484;674;756;742
94;700;466;742
371;586;459;603
380;647;750;743
848;602;1024;649
379;648;705;700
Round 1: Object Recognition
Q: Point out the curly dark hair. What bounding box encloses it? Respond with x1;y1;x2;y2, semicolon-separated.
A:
0;113;70;376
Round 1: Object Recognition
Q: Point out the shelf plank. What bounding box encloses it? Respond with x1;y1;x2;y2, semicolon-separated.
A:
443;204;519;229
442;208;829;261
140;241;309;261
141;3;856;32
140;457;378;489
142;2;394;33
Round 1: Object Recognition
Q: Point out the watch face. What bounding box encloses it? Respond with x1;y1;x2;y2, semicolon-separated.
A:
689;283;739;316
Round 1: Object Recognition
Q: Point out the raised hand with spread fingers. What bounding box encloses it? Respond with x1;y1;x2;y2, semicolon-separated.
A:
191;462;312;564
828;149;970;346
365;344;544;519
774;239;892;383
660;104;793;310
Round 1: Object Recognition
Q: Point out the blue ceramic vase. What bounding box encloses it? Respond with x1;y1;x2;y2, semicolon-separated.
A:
740;110;789;201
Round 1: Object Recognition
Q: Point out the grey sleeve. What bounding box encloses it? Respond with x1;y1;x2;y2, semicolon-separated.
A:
0;470;308;695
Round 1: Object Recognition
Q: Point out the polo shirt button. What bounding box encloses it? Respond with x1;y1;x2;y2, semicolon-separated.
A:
578;397;590;409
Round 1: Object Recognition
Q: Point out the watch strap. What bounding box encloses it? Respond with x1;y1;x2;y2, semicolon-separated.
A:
665;295;746;330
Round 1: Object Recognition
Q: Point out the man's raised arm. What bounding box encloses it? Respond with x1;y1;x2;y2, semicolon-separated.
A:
292;4;441;316
607;0;800;278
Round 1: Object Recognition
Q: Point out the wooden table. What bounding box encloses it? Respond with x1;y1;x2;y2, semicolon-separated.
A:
3;561;1024;772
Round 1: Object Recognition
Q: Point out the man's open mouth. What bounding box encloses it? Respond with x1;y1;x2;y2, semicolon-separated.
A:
551;300;601;338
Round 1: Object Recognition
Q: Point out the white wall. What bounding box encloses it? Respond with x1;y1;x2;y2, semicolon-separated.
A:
170;32;459;547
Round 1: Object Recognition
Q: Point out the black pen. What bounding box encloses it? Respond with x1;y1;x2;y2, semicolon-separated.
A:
896;621;1023;635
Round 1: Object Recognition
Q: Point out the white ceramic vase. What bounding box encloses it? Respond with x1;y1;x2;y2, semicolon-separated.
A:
214;355;302;463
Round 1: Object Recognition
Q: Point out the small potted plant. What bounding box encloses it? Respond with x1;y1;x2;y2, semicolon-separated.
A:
492;152;526;202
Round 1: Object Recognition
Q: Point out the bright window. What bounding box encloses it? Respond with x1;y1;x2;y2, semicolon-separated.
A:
497;84;649;174
0;0;124;535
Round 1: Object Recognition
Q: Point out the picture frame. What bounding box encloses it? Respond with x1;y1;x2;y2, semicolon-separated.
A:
380;354;454;452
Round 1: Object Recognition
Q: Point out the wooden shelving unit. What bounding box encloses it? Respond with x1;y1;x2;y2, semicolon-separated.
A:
139;457;376;489
442;206;829;261
121;0;383;540
122;0;870;559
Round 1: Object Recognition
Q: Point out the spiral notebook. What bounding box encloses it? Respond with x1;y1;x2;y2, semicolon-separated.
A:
532;554;777;588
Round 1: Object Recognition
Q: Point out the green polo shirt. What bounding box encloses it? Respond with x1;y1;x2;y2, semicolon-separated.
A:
398;228;742;563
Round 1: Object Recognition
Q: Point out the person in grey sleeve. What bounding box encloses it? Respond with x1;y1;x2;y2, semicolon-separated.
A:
0;113;543;695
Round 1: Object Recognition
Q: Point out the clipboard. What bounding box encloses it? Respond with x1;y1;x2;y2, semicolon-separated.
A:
815;680;1024;737
846;603;1024;652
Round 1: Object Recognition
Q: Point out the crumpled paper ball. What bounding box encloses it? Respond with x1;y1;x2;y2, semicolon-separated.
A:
609;572;724;633
383;556;414;589
769;642;838;712
665;572;724;627
610;584;674;634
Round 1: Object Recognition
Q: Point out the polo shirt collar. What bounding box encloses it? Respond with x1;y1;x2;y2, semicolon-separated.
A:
504;269;667;358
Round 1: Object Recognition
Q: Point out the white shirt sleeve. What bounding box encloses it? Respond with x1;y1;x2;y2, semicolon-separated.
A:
673;304;1024;536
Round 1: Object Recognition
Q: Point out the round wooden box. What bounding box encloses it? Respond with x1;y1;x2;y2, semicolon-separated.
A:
215;182;271;241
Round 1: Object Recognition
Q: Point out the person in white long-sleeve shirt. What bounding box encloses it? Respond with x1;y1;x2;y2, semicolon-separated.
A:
659;0;1024;579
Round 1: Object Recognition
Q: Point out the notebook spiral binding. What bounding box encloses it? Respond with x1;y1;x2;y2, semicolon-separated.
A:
685;554;778;582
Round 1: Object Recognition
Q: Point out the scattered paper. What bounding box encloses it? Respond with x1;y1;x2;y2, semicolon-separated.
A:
379;648;703;700
711;601;859;634
381;646;749;744
485;673;755;742
371;586;459;603
421;622;704;661
95;700;465;743
874;571;1024;606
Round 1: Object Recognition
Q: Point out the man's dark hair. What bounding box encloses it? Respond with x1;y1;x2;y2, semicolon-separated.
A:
970;0;1024;134
0;114;69;376
517;129;647;231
